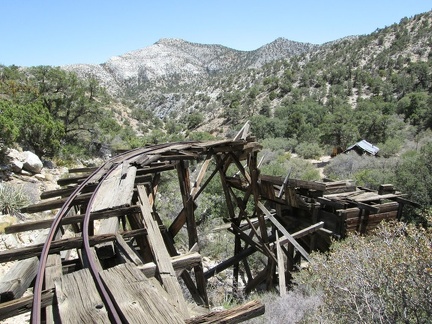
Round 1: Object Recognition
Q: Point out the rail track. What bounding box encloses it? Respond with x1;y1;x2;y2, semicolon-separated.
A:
30;142;215;323
1;124;415;323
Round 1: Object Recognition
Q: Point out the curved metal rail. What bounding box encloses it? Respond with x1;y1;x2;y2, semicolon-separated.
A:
31;143;183;323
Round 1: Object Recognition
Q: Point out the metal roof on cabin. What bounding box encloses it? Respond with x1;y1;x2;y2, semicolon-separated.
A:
345;140;380;155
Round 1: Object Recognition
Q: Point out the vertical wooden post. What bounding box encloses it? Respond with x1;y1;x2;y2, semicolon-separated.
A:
214;153;240;292
397;202;404;221
310;203;320;251
276;232;286;296
286;242;294;272
176;160;208;306
250;152;273;290
128;191;153;263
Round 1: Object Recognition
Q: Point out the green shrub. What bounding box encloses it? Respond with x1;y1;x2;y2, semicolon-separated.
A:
324;151;397;186
394;143;432;207
187;131;215;141
377;137;403;157
293;219;432;323
261;137;298;152
0;101;19;146
295;142;324;159
0;183;29;216
246;291;321;324
260;156;320;181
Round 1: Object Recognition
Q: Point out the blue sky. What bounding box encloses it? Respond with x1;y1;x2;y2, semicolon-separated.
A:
1;0;431;67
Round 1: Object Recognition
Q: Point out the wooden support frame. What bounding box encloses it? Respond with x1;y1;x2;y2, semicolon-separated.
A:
3;135;416;323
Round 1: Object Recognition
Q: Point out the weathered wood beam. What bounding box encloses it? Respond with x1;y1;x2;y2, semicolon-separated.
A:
135;162;177;175
272;221;325;247
20;192;92;213
56;175;88;186
190;156;212;198
94;217;119;260
40;183;97;199
258;201;311;263
204;222;321;280
245;265;270;295
138;252;202;278
44;254;62;323
68;166;97;174
0;230;61;303
137;185;190;318
55;269;111;323
0;257;39;302
276;232;286;296
99;263;184;323
314;197;346;209
0;288;55;321
228;224;265;255
229;152;251;183
5;206;140;234
176;160;197;249
115;233;144;266
185;300;265;324
215;155;237;220
233;121;251;141
0;228;147;263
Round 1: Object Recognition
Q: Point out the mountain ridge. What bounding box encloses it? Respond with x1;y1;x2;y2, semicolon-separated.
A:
63;37;319;94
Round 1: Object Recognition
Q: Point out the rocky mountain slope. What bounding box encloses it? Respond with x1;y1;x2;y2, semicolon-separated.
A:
61;10;432;138
63;37;318;95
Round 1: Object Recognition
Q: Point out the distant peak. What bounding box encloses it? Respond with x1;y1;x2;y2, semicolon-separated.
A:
155;38;186;45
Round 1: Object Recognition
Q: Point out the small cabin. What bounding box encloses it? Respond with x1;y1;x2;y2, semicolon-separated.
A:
344;139;379;156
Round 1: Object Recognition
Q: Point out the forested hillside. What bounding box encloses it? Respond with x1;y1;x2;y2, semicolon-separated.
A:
1;10;431;206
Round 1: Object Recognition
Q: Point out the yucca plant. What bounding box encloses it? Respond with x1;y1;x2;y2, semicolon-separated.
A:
0;183;29;216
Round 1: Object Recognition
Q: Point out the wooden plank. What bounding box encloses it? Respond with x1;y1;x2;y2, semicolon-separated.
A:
91;164;137;212
349;201;381;213
190;157;211;198
315;197;346;209
257;202;311;263
5;205;140;234
0;229;53;302
186;299;264;323
354;193;406;202
276;232;286;296
56;175;88;186
0;228;147;263
44;254;62;324
138;252;202;277
233;121;250;140
100;263;184;324
378;184;394;194
137;185;190;319
115;233;144;266
94;217;119;260
40;183;97;199
68;166;98;174
176;161;197;249
55;269;110;323
0;257;39;302
345;211;398;225
20;192;92;213
0;288;55;321
374;201;400;212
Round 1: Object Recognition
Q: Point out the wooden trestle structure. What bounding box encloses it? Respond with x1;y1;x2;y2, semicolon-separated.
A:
0;124;418;323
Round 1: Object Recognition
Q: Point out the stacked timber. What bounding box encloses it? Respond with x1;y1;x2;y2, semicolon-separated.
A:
259;176;419;241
